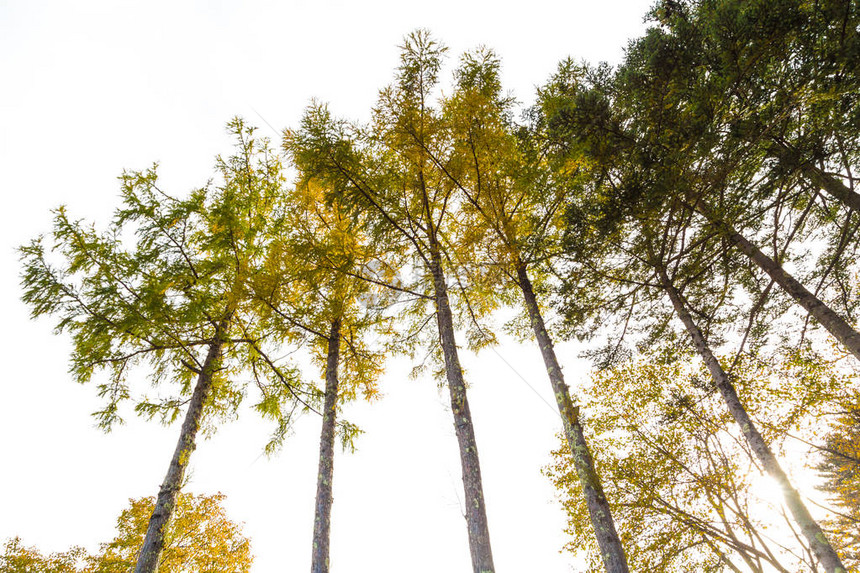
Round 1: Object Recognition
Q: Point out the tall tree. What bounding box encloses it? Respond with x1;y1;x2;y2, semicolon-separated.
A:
652;0;860;215
609;0;860;363
655;259;846;572
550;175;848;569
817;400;860;569
538;58;848;569
287;31;496;572
539;6;860;369
439;49;629;572
20;120;308;573
252;177;388;573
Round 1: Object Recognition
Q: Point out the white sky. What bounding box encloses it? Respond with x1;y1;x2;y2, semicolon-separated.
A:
0;1;653;571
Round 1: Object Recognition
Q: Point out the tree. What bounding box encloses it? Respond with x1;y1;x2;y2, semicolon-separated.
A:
252;176;389;573
817;401;860;568
439;49;629;572
687;199;860;363
1;538;87;573
20;119;308;573
541;2;860;369
657;265;845;572
1;493;252;573
614;0;860;363
287;31;497;572
651;0;860;215
538;55;848;570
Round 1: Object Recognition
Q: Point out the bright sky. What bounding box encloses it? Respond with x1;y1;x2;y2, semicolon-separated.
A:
0;2;652;571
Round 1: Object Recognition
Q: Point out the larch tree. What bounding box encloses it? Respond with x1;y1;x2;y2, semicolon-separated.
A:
286;31;497;572
438;48;630;573
20;119;310;573
251;174;389;573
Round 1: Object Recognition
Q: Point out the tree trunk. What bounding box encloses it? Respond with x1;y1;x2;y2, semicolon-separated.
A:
516;263;630;573
657;267;847;573
695;199;860;362
769;139;860;214
430;249;495;573
311;318;341;573
134;336;224;573
803;165;860;214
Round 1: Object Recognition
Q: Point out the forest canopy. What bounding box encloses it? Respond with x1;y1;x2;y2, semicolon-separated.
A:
13;1;860;572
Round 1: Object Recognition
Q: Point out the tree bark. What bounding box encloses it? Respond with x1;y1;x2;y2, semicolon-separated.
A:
430;249;495;573
311;318;341;573
134;336;225;573
803;165;860;214
657;267;847;573
695;199;860;362
516;263;630;573
769;139;860;214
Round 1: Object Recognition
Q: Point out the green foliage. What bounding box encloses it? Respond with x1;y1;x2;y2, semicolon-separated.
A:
17;13;860;570
285;31;504;374
250;171;391;453
20;118;308;436
536;0;860;369
532;5;860;568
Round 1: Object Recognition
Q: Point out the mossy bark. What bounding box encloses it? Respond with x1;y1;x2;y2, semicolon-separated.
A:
134;335;224;573
430;250;495;573
310;318;341;573
516;263;630;573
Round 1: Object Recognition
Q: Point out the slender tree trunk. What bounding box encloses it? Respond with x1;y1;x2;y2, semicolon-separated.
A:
134;336;224;573
516;263;630;573
430;249;495;573
311;318;341;573
657;267;847;573
695;200;860;362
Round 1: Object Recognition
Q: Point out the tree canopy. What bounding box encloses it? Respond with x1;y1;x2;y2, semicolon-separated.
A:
16;7;860;573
